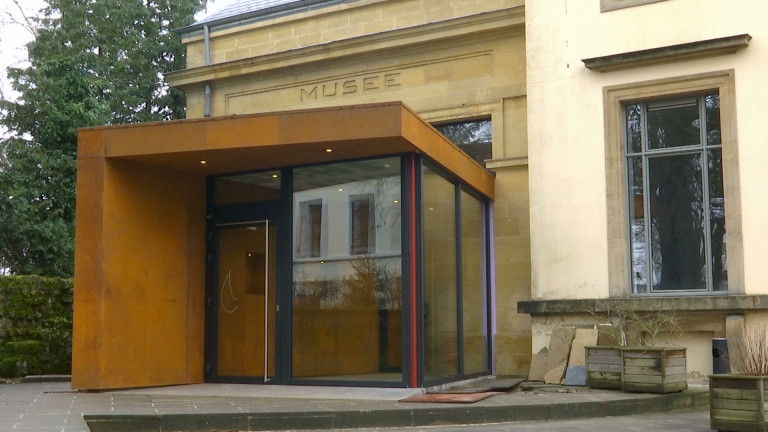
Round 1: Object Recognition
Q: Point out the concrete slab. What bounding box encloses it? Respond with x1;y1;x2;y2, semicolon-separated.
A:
544;327;575;384
569;328;599;367
110;383;423;401
564;365;587;386
528;350;548;381
0;381;711;432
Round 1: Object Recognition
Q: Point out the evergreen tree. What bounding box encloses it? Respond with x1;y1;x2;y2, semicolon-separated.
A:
0;0;205;277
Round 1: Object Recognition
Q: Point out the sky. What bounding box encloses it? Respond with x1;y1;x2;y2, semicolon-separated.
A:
0;0;44;101
0;0;236;103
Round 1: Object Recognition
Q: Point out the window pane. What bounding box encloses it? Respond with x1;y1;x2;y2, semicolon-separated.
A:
646;100;701;150
648;153;707;291
460;191;487;374
708;149;727;291
626;104;642;154
434;119;492;166
292;157;402;382
423;165;458;380
628;156;647;294
705;94;721;147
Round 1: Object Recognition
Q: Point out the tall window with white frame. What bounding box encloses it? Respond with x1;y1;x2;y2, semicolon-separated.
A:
626;93;727;294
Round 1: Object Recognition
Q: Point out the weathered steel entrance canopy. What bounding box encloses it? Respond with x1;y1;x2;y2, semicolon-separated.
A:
78;102;493;198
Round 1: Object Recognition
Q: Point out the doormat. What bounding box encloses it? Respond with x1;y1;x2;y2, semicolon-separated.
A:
399;391;503;404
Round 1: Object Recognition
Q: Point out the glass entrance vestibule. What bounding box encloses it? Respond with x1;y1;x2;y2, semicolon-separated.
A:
206;155;493;388
72;102;496;390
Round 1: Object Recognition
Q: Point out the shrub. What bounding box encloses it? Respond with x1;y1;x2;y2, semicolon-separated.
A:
0;356;24;378
0;275;73;377
734;325;768;376
0;341;45;377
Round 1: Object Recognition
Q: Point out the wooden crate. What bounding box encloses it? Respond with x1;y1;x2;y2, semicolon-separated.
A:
585;346;622;389
710;375;768;432
621;347;687;393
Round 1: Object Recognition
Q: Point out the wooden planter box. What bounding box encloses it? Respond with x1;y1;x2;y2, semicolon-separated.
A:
621;346;687;393
710;374;768;432
585;346;623;389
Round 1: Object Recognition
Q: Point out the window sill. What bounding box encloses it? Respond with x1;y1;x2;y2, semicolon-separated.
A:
582;34;751;73
486;156;528;169
517;295;768;315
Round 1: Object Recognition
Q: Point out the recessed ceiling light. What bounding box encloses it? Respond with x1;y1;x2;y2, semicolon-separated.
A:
338;188;344;192
199;160;207;165
393;200;400;204
271;174;279;178
325;148;333;153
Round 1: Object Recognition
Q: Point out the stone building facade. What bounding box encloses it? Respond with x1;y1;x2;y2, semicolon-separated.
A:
72;0;768;389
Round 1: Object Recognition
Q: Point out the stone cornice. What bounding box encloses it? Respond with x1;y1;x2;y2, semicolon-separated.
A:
486;156;528;169
518;295;768;315
167;6;524;88
582;34;752;73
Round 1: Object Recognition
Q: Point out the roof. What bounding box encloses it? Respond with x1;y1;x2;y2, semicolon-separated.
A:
77;102;495;200
183;0;350;33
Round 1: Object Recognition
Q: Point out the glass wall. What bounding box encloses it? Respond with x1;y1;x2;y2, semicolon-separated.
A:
422;163;490;383
460;190;488;374
209;154;490;387
292;157;403;382
422;164;459;381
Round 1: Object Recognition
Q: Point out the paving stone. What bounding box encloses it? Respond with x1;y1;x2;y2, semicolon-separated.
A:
249;411;335;431
0;380;712;432
162;412;249;431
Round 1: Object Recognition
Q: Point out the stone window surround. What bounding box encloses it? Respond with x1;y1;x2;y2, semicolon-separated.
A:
601;0;667;13
603;70;743;298
421;101;509;168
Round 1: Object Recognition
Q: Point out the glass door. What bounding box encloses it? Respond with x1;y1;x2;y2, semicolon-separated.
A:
214;220;277;381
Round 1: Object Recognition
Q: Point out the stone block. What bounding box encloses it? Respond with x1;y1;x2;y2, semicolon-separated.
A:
543;326;574;384
725;314;745;373
528;349;548;381
564;365;587;386
568;328;599;367
543;360;567;385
